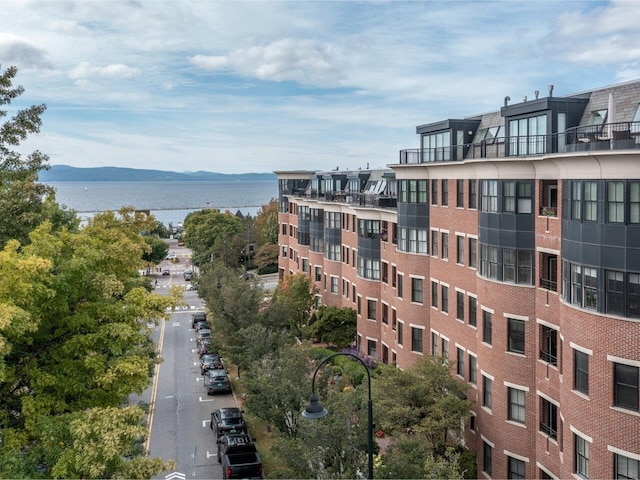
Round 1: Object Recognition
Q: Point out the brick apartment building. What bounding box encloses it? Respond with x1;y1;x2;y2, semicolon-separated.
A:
276;79;640;479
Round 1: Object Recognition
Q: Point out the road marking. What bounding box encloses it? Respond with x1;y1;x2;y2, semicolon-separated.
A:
206;451;217;458
172;322;180;327
165;472;186;480
144;316;166;452
202;419;212;428
199;396;215;402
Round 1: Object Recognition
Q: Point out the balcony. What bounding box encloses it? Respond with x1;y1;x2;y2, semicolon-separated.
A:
399;122;640;164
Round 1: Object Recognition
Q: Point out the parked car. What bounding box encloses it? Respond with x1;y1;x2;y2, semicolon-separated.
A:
211;407;247;437
217;433;263;479
195;320;211;332
204;368;231;395
201;353;224;374
196;329;212;347
184;270;193;281
198;339;214;357
192;312;207;328
162;268;171;276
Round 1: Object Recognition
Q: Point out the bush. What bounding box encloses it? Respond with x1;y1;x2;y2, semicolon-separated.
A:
257;264;278;275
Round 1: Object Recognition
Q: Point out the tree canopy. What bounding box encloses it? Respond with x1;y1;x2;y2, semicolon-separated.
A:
0;66;180;478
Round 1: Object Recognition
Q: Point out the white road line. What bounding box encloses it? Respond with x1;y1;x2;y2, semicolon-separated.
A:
199;396;215;402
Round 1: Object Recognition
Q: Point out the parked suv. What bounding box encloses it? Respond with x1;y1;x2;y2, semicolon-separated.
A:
191;312;207;328
200;353;224;375
204;368;231;395
211;407;247;437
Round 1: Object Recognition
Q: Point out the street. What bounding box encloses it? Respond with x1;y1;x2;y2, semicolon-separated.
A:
136;242;239;480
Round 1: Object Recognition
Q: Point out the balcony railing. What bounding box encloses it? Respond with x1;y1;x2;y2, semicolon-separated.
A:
399;122;640;164
539;278;558;292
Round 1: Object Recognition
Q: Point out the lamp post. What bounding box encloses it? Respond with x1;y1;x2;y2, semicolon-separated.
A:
301;352;374;480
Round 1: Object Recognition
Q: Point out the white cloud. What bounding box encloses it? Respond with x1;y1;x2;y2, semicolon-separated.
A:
68;62;141;80
190;39;348;88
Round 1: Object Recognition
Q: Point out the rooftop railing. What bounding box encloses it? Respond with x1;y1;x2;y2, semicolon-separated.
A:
399;121;640;164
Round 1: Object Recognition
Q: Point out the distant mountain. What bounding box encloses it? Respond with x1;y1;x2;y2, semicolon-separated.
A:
39;165;277;182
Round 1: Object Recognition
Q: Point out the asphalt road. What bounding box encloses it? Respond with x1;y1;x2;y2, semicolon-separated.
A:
139;245;239;480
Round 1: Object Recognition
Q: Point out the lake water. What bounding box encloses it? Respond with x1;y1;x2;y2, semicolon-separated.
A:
47;180;279;226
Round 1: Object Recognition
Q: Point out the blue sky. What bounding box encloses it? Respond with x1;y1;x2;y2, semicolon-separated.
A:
3;0;640;174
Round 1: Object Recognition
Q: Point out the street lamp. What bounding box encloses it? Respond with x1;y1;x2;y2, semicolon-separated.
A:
302;352;374;480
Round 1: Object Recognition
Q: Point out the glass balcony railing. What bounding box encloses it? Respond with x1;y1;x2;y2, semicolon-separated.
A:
399;122;640;164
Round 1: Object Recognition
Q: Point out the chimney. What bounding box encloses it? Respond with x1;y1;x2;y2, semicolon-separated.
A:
504;96;511;106
548;84;554;97
535;90;539;100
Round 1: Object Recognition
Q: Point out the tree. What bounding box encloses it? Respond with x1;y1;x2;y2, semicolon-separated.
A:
0;65;75;248
266;274;318;338
253;198;278;246
375;440;466;479
0;211;183;478
142;235;169;268
254;243;279;271
243;344;310;437
372;358;471;455
183;209;243;267
305;305;357;348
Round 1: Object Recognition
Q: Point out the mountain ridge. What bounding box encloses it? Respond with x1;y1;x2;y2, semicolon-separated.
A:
39;165;277;182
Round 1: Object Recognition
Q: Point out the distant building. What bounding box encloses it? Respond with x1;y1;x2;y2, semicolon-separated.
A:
276;79;640;479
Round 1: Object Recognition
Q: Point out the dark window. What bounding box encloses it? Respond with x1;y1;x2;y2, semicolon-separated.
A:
411;327;423;353
607;270;625;315
483;375;492;409
508;456;526;479
431;331;438;355
483;441;492;476
540;326;558;366
441;285;448;313
469;237;477;268
540;397;558;439
431;230;438;257
480;244;498;279
456;347;464;377
397;321;403;345
367;299;376;320
508;387;526;424
457;179;464;207
572;181;582;220
468;296;477;327
482;310;492;345
456;235;464;264
367;339;376;357
469;355;477;384
431;179;438;205
431;281;438;308
574;350;589;395
392;308;397;330
508;318;525;354
456;291;464;320
614;363;639;412
397;273;403;298
411;278;423;303
392;265;397;288
441;179;448;206
441;232;448;259
469;180;477;209
382;262;389;284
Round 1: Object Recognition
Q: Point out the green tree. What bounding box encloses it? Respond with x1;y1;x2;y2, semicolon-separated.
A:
0;65;75;248
305;305;357;348
253;198;278;246
243;344;310;437
0;211;182;478
375;440;466;479
266;274;318;338
183;209;243;267
142;235;169;268
372;358;471;455
254;243;279;271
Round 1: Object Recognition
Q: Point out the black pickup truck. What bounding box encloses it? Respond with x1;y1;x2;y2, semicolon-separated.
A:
217;433;263;479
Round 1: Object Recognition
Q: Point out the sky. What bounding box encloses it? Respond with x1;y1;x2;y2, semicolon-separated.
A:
3;0;640;174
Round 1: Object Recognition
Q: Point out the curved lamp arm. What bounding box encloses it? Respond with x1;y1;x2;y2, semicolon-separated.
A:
302;352;374;479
